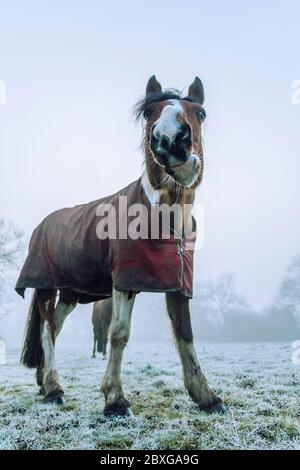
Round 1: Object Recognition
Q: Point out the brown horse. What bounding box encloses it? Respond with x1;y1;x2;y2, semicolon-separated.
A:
92;298;112;359
17;76;226;415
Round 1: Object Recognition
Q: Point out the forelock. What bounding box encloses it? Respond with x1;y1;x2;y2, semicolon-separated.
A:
133;89;183;122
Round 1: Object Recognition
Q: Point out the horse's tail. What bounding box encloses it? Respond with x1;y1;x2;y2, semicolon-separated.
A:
97;329;103;353
20;290;43;368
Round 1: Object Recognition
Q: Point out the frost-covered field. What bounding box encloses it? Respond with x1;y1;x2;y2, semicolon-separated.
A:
0;342;300;450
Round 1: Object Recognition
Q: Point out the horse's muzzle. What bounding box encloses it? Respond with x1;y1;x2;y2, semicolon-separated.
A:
150;123;192;167
165;153;200;186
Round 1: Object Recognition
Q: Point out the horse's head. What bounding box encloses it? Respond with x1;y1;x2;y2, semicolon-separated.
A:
136;76;206;192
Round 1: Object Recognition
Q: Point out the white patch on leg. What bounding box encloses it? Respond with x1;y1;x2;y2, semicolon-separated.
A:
41;320;55;381
111;289;136;334
40;297;76;397
40;298;77;394
54;301;77;336
102;288;135;407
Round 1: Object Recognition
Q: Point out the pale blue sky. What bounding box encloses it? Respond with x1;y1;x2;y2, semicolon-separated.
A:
0;0;299;312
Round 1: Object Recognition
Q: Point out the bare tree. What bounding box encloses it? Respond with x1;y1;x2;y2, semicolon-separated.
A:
195;272;250;326
0;219;24;321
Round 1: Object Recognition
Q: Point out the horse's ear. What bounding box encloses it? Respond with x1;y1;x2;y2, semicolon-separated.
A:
146;75;162;95
188;77;204;104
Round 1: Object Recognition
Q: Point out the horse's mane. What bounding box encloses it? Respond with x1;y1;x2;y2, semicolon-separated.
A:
133;89;196;122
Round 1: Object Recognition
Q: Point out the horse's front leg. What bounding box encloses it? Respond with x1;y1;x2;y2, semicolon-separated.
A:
101;288;135;416
166;292;226;413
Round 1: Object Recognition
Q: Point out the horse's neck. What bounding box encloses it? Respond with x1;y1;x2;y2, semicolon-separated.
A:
141;169;195;236
142;169;195;208
141;170;160;205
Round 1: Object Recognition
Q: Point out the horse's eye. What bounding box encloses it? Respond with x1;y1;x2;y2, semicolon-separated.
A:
196;109;206;122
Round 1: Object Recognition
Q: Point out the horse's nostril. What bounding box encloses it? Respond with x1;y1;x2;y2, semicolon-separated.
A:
175;125;192;147
160;136;170;150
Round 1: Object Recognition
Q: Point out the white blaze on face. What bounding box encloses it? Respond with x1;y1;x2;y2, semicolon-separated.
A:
147;98;201;188
152;99;183;142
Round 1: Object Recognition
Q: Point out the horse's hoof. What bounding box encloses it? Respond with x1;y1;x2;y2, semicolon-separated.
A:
91;355;96;359
199;398;227;414
104;397;131;417
208;401;228;414
102;355;107;361
53;395;64;405
126;408;135;418
44;390;64;405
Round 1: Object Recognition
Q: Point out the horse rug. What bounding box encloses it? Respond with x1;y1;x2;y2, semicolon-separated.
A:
15;178;195;303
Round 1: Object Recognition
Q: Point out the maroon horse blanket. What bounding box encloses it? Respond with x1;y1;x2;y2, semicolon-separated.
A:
16;178;195;302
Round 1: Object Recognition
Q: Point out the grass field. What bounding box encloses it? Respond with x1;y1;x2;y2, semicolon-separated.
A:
0;342;300;450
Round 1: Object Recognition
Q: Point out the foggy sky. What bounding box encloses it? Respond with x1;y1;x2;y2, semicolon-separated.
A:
0;1;300;344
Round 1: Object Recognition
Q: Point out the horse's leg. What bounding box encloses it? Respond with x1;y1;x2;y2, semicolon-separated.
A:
166;292;226;413
92;329;97;358
98;328;104;354
38;289;78;403
36;357;44;389
35;289;56;395
102;333;108;359
101;288;135;416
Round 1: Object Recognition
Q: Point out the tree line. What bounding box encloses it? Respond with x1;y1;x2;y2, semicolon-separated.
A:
192;265;300;341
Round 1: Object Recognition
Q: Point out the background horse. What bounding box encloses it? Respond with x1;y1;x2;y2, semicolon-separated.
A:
92;298;112;359
18;75;226;415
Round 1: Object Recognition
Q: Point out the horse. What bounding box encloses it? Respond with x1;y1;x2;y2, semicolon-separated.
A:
17;75;226;415
92;298;112;359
